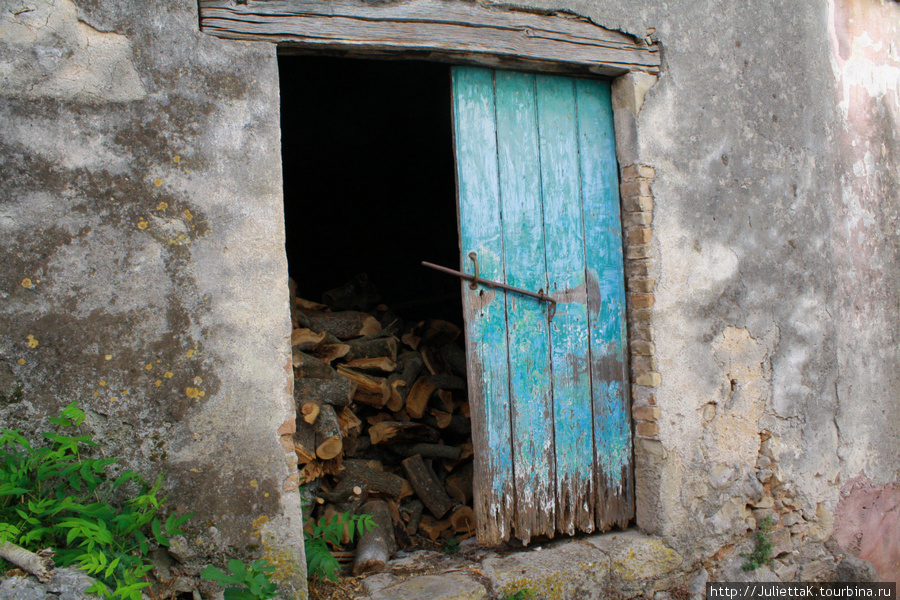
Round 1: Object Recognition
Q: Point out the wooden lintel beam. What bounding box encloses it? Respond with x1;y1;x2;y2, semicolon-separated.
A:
199;0;660;76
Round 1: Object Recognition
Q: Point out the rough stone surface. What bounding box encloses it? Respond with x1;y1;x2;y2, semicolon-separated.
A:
0;568;95;600
368;573;488;600
835;555;878;583
482;542;610;600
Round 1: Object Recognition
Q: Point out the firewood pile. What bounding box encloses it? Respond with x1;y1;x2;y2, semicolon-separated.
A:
289;276;475;574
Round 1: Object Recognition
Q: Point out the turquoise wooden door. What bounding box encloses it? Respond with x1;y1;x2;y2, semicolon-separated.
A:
452;66;633;544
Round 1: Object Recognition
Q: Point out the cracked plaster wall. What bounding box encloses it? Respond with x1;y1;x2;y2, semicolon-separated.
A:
0;0;306;595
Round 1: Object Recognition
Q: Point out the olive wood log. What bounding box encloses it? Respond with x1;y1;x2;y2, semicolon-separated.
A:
352;500;396;575
401;454;453;519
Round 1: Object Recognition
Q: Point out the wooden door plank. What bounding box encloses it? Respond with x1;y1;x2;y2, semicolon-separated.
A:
535;74;596;536
494;71;555;545
576;78;634;529
452;66;516;545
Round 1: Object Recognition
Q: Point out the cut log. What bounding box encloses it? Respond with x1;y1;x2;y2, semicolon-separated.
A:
346;336;398;362
293;351;336;379
293;420;317;465
368;421;439;446
309;343;350;365
401;332;421;350
405;377;437;419
422;414;471;437
0;542;54;583
385;352;424;411
300;400;320;425
331;476;370;514
346;357;396;373
420;319;461;347
294;296;329;312
427;374;466;391
300;460;325;483
435;390;456;414
314;405;343;460
430;409;453;429
444;462;474;505
401;454;453;519
294;378;355;408
307;311;382;340
336;406;363;439
420;345;449;375
342;460;408;498
387;499;413;549
323;506;352;545
291;328;327;350
393;443;461;461
352;500;396;575
449;505;476;534
404;499;424;535
418;516;451;541
440;343;468;377
336;365;390;407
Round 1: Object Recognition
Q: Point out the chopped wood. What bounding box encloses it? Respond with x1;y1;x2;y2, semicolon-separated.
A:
293;420;317;464
300;401;320;425
422;414;471;437
427;374;466;391
386;380;405;412
449;505;476;534
385;351;424;411
293;351;336;379
322;455;344;476
307;310;382;340
336;365;390;407
435;390;456;414
459;402;471;418
352;500;396;575
405;377;437;419
294;443;316;465
295;296;329;312
368;421;439;446
309;342;350;364
336;406;362;439
393;443;461;461
291;328;327;350
387;499;413;548
405;499;424;535
401;454;453;519
430;409;453;429
418;516;451;541
420;345;449;375
346;336;398;362
346;357;396;373
323;506;352;545
444;462;474;505
301;460;325;483
294;378;355;408
459;441;474;461
314;405;343;460
440;343;468;377
365;412;392;427
342;460;408;498
420;319;461;347
401;332;420;350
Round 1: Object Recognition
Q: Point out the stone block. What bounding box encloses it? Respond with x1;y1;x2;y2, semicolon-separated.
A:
630;323;654;342
630;293;655;309
626;227;652;244
769;526;793;558
628;308;652;325
620;179;653;199
634;372;661;387
626;243;652;260
631;354;658;373
482;541;609;600
629;278;656;293
624;195;654;213
631;340;655;356
368;573;489;600
836;556;878;583
626;258;652;277
625;211;654;227
633;406;661;421
585;530;682;581
636;421;659;437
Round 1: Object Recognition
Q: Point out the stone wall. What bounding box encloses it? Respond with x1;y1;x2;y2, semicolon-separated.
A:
0;0;306;595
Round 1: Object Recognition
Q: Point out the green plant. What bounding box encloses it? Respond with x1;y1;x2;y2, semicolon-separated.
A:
442;537;460;554
0;401;190;599
501;589;536;600
741;515;775;571
201;558;277;600
305;511;374;581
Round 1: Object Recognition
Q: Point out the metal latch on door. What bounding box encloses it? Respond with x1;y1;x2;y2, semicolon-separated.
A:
421;252;558;321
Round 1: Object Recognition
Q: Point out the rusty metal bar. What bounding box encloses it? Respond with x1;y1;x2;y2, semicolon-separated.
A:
421;255;557;306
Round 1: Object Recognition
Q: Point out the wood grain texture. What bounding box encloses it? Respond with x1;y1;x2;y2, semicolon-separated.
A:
453;66;515;545
535;74;595;537
576;78;635;529
494;70;555;544
199;0;659;76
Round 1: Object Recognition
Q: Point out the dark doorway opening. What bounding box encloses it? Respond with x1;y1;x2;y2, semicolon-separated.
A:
278;56;461;325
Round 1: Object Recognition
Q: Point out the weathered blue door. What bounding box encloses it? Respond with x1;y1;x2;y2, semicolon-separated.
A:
452;66;633;544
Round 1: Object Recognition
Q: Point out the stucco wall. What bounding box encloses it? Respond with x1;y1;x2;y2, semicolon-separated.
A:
1;0;898;591
0;0;306;594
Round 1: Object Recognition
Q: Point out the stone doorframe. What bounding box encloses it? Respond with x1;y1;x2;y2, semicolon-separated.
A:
198;0;666;535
